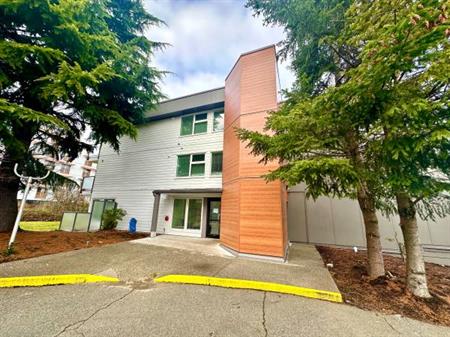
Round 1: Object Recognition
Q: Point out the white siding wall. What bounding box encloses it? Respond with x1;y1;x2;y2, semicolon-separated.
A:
91;110;223;233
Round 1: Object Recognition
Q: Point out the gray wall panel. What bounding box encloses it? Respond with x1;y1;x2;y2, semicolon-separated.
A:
288;185;450;250
331;198;366;247
306;196;335;244
287;192;307;242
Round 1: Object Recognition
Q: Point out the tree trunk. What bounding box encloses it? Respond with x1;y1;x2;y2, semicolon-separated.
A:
396;193;431;298
0;155;20;232
357;186;385;279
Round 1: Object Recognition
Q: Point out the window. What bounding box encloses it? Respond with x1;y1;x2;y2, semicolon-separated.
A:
60;163;70;174
35;186;47;199
172;199;202;230
187;199;202;229
213;111;224;131
180;113;208;136
211;152;223;175
172;199;186;229
176;153;205;177
81;176;94;194
191;154;205;176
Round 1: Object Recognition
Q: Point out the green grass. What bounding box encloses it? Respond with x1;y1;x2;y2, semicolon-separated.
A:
19;221;60;232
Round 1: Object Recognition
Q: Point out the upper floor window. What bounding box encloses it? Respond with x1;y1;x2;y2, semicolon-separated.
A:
82;168;90;178
177;153;205;177
213;111;224;132
180;113;207;136
81;176;95;194
211;152;223;175
60;163;70;174
35;186;48;199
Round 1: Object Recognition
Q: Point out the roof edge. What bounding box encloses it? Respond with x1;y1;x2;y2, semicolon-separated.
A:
157;86;225;105
144;101;224;123
225;45;276;82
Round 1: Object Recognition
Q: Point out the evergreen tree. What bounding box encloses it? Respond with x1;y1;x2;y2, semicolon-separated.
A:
243;0;450;297
346;0;450;298
0;0;163;231
245;0;386;279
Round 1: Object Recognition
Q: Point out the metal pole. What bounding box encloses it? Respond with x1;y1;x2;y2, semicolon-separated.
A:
8;176;32;250
8;164;50;250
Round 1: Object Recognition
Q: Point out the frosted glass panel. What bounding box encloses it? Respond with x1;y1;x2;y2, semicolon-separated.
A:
89;200;105;231
104;200;116;212
60;213;76;231
73;213;90;232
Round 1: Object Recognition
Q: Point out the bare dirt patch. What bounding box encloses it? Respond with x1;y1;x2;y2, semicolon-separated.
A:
0;230;147;263
317;245;450;327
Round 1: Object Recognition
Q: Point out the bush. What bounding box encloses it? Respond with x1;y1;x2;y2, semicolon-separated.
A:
22;186;88;222
22;206;60;221
101;208;126;230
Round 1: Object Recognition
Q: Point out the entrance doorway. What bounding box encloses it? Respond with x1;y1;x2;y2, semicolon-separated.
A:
206;198;221;238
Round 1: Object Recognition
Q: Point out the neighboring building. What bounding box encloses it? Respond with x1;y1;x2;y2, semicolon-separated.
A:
17;151;98;202
92;45;450;260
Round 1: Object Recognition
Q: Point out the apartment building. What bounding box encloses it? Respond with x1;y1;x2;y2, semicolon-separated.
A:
91;46;450;260
17;151;98;202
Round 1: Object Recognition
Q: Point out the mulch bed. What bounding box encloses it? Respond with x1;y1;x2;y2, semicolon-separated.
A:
317;246;450;327
0;230;147;263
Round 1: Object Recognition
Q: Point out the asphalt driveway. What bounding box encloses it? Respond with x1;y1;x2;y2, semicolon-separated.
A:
0;237;449;337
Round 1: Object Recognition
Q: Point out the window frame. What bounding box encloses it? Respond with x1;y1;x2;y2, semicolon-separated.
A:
210;151;223;175
171;198;203;232
176;153;206;177
190;153;206;176
35;186;48;199
180;112;208;136
213;110;224;132
60;163;71;174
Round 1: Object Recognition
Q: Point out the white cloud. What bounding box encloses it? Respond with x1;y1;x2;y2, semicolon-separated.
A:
144;0;295;98
159;71;225;98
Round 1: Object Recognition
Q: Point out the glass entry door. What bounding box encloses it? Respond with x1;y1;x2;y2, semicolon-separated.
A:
206;198;221;238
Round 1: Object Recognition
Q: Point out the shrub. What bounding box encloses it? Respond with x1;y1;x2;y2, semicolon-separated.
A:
22;206;59;221
22;186;88;222
102;208;126;230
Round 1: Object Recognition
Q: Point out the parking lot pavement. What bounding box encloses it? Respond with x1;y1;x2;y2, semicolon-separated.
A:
0;239;449;336
1;282;449;337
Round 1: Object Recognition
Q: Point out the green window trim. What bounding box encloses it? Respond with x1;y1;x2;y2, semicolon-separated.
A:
211;151;223;175
181;113;208;136
176;153;206;177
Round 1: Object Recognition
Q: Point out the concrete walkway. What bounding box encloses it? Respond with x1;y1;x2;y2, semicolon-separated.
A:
0;238;449;336
131;235;234;258
0;236;340;294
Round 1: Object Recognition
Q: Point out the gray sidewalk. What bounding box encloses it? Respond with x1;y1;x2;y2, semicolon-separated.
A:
0;237;339;294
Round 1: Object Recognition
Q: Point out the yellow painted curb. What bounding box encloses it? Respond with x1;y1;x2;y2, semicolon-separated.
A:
0;274;119;288
155;274;343;303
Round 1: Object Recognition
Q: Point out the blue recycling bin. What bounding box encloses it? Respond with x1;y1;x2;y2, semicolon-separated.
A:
129;217;137;233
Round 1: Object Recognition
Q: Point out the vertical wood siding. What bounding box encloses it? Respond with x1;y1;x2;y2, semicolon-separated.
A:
222;46;288;258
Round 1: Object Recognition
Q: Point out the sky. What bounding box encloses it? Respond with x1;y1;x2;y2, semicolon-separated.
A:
144;0;295;99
